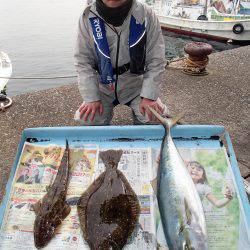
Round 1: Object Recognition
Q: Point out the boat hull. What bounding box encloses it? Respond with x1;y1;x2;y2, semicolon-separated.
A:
0;52;12;92
158;15;250;43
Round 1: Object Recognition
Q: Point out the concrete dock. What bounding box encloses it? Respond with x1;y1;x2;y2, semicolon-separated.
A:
0;45;249;201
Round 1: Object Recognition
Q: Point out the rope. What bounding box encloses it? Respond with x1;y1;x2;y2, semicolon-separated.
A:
184;56;209;73
1;56;209;78
0;75;77;80
166;56;209;74
166;57;186;69
0;96;12;111
243;173;250;179
243;178;250;195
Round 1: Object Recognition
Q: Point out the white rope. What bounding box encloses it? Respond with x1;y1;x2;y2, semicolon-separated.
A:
0;75;77;80
0;96;12;111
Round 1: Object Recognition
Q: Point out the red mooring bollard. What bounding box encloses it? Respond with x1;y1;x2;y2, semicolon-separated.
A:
183;42;213;76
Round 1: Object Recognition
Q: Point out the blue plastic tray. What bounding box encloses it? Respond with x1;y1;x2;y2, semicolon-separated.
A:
0;125;249;243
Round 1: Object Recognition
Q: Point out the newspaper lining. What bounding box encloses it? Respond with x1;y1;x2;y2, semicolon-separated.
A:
0;143;245;249
0;143;163;249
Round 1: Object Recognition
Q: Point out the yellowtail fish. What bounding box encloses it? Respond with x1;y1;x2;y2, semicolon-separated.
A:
148;107;208;250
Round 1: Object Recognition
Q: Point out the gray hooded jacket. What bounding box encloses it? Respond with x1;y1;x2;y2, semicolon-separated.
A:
74;0;166;104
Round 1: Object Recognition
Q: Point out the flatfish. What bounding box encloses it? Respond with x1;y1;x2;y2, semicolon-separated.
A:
32;140;71;249
77;149;140;249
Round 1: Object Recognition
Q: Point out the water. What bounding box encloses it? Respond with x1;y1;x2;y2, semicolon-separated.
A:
163;30;240;60
0;0;83;96
0;0;240;96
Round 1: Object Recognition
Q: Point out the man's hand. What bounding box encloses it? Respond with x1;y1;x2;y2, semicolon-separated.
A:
78;101;104;122
139;97;164;121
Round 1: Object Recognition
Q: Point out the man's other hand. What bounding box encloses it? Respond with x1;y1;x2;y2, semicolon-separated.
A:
139;97;164;121
78;101;104;122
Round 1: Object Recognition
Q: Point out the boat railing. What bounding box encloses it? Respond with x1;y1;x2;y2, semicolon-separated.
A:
209;7;250;20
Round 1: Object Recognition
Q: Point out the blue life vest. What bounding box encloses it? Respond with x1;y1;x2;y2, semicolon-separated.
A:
89;15;146;84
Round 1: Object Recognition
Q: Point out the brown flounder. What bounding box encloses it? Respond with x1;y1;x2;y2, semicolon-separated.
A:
32;141;71;249
77;149;140;249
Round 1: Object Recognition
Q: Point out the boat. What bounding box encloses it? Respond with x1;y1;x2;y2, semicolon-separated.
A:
0;52;12;110
141;0;250;43
0;51;12;94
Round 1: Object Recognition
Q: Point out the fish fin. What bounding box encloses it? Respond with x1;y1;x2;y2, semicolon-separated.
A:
54;215;62;227
176;206;186;236
126;194;140;217
99;149;123;169
179;224;185;234
150;177;158;195
117;170;141;218
62;204;71;219
46;185;51;192
120;194;140;240
31;201;42;215
117;170;137;196
147;106;185;132
29;204;35;212
65;139;71;169
184;198;192;225
77;172;105;241
66;197;80;206
77;172;105;207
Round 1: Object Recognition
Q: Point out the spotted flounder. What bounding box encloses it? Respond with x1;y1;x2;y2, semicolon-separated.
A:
77;149;140;249
148;107;208;250
32;141;71;249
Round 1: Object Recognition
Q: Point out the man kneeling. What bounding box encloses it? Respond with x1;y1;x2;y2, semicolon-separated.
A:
74;0;168;125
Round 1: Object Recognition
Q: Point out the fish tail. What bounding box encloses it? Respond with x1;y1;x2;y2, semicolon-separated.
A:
147;106;184;132
99;149;123;168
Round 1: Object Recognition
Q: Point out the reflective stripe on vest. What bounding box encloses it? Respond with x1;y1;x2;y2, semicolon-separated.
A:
89;17;115;84
129;16;146;48
89;15;146;84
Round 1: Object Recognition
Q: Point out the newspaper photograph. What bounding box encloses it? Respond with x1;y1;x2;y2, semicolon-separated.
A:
178;147;240;250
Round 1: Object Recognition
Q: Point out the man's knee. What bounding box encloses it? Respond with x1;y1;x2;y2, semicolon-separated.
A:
133;112;157;125
74;110;111;126
130;97;169;125
77;118;108;126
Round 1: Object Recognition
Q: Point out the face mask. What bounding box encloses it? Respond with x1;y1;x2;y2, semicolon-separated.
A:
96;0;133;27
